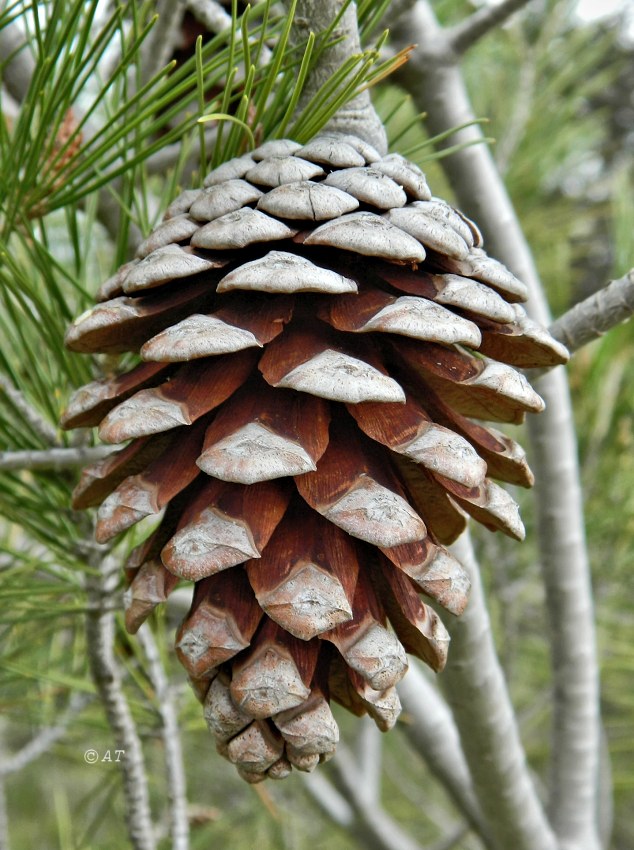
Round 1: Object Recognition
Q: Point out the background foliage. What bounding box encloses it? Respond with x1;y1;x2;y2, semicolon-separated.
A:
1;1;632;848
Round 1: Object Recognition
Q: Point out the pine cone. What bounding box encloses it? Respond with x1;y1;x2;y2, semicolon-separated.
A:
63;134;568;782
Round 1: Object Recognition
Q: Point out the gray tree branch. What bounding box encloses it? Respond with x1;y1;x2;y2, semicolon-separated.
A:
284;0;387;153
447;0;537;56
85;547;156;850
440;532;557;850
0;445;112;472
548;268;634;353
140;0;186;88
0;376;59;447
392;5;602;846
330;745;427;850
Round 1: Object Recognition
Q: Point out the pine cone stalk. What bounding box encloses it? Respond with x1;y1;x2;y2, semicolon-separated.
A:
63;134;568;782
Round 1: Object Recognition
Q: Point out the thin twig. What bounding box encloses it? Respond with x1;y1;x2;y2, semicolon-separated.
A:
447;0;536;55
0;376;59;447
548;268;634;354
355;716;382;806
0;445;112;472
137;625;190;850
330;745;426;850
0;693;91;777
85;548;157;850
302;771;354;827
397;662;489;841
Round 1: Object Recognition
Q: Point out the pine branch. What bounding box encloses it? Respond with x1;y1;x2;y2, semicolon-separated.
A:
397;663;489;842
186;0;233;33
447;0;537;56
137;625;190;850
330;745;427;850
0;445;112;472
283;0;388;153
141;0;187;88
0;375;59;447
0;10;31;102
548;269;634;354
85;547;157;850
391;5;602;846
302;771;354;827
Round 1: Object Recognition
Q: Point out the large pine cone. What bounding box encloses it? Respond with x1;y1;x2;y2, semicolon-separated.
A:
63;134;568;782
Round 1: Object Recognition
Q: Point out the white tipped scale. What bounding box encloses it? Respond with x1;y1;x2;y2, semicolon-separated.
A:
482;303;570;367
267;757;293;780
398;425;488;489
162;508;261;581
245;155;325;187
163;189;200;220
203;154;255;186
256;181;359;221
197;421;316;484
176;610;250;678
204;675;252;742
324;167;408;209
230;645;311;718
445;477;526;541
384;206;470;260
188;179;264;222
96;260;139;301
462;247;528;301
434;274;516;324
141;314;261;362
191;208;298;250
135;217;201;259
95;481;158;543
124;244;219;292
312;132;381;164
304;212;426;264
255;561;353;640
124;559;178;634
354;296;482;348
416;199;476;246
252;139;302;160
273;349;406;404
273;692;339;755
471;360;545;413
64;298;140;351
98;391;191;442
295;136;366;168
357;683;402;732
402;546;471;616
379;535;472;616
218;250;357;294
226;721;284;773
321;476;426;548
334;621;409;691
286;751;320;773
371;154;432;201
